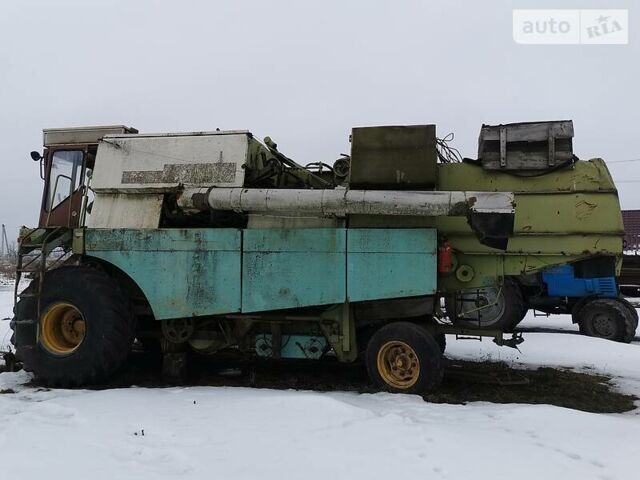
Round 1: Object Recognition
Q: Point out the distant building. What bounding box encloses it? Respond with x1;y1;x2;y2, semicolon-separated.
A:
622;210;640;251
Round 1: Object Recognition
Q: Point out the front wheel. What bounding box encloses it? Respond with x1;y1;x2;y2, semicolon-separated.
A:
13;266;135;387
366;322;444;394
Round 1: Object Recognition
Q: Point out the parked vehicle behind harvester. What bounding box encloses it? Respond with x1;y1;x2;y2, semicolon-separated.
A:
11;121;633;393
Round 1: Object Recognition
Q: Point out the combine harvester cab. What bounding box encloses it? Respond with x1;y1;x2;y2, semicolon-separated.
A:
11;121;632;393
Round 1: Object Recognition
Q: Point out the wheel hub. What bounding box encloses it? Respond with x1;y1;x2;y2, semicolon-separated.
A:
376;341;420;389
592;313;615;337
40;302;86;355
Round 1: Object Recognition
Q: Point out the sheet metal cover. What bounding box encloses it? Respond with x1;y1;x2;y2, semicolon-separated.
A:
43;125;137;146
92;131;249;192
350;125;437;189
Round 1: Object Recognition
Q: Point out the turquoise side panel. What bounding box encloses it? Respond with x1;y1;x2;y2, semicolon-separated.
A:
84;228;436;319
347;229;437;302
242;229;347;312
85;229;241;320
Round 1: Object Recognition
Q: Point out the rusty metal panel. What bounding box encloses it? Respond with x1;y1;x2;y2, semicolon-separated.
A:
347;229;437;302
241;229;347;312
85;228;241;319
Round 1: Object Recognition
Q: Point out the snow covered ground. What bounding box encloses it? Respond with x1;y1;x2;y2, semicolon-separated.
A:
1;284;640;480
0;284;14;352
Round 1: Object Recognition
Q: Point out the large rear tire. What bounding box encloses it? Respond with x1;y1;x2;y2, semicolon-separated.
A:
14;266;135;387
366;322;444;394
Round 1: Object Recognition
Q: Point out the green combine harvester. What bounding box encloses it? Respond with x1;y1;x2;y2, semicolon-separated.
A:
11;120;635;393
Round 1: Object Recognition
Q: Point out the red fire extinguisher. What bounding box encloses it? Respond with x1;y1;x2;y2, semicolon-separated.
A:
438;240;454;274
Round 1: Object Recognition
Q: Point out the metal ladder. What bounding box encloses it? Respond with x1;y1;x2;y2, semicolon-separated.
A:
13;227;73;334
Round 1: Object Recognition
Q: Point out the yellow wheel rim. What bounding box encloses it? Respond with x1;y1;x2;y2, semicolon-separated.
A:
376;340;420;389
40;302;86;355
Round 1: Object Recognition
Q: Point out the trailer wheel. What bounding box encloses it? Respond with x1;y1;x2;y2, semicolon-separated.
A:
366;322;444;394
575;298;636;343
15;266;135;387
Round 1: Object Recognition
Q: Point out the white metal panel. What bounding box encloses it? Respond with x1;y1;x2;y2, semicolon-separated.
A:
43;125;137;146
87;193;163;228
92;132;249;193
103;130;249;139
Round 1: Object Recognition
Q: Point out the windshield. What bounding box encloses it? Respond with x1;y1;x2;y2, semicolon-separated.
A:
46;150;83;211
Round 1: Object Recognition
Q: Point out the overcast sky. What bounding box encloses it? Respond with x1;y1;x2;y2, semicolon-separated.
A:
0;0;638;240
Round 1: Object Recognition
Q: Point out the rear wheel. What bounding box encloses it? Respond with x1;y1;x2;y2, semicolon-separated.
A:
366;322;444;394
575;298;636;343
14;266;135;387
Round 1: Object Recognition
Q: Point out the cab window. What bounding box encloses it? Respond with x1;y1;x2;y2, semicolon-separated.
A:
46;150;84;211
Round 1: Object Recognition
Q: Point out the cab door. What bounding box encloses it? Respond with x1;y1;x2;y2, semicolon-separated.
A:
39;149;86;228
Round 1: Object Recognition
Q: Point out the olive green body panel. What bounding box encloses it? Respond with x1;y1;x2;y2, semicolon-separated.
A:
437;158;617;194
437;159;623;290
